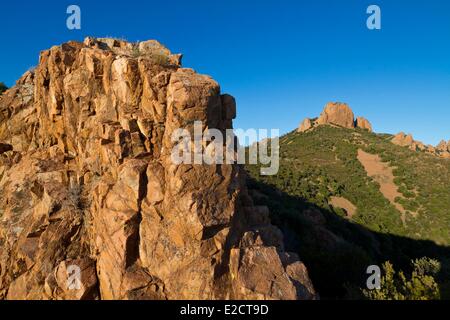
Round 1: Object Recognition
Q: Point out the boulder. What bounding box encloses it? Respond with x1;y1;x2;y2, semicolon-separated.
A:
297;118;312;132
297;102;373;134
317;102;355;129
437;140;450;152
355;117;372;132
391;132;414;147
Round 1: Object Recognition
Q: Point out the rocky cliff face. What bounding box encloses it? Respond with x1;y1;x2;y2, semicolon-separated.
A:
297;102;372;133
0;38;316;300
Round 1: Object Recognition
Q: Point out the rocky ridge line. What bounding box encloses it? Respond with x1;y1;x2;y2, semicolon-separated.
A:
297;103;448;159
391;133;450;159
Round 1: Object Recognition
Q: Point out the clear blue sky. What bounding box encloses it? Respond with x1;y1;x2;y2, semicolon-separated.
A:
1;0;449;145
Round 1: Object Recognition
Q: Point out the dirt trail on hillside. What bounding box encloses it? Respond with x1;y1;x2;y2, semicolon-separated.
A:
329;196;357;218
357;149;407;220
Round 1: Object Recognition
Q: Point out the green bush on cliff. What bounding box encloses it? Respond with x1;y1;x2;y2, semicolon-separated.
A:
0;82;8;95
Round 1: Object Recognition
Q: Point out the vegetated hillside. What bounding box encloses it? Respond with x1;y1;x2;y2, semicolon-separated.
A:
246;125;450;299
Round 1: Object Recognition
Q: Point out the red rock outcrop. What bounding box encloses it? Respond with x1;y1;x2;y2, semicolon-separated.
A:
355;117;372;132
436;140;450;155
297;118;313;133
297;102;372;132
298;105;448;159
391;133;449;159
391;132;414;147
317;102;355;129
0;38;316;300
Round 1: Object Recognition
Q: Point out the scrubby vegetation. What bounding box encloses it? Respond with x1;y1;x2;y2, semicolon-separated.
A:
246;125;450;299
131;42;171;66
363;258;441;300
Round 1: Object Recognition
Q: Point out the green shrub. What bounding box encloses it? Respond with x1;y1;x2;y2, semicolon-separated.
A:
0;82;8;95
363;258;440;300
130;43;170;66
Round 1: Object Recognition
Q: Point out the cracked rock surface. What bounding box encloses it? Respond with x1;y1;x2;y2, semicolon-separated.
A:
0;38;316;300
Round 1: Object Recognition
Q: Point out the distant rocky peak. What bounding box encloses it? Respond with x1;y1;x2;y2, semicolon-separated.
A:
317;102;355;129
297;102;372;133
296;103;449;159
392;133;450;159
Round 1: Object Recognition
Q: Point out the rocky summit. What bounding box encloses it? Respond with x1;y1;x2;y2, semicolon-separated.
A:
298;102;372;132
0;38;316;300
297;104;448;159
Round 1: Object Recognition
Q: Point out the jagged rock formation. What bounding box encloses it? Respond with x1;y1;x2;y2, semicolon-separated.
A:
298;118;312;133
355;117;372;132
437;140;450;153
391;133;450;159
391;132;415;147
297;102;372;133
0;38;316;300
317;102;355;129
